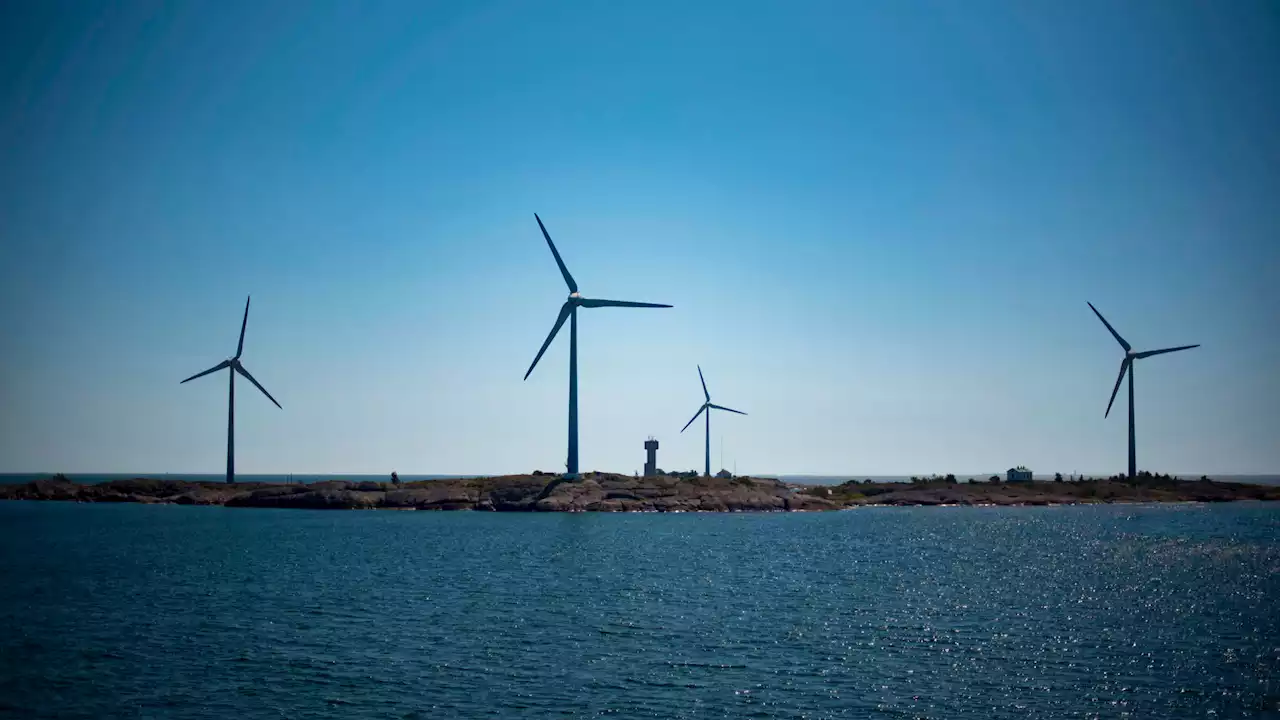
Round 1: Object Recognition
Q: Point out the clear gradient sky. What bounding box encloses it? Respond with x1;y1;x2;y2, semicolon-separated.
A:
1;0;1277;477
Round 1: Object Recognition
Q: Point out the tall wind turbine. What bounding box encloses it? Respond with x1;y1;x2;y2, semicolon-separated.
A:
180;296;282;484
524;214;672;479
1088;302;1198;479
680;365;746;477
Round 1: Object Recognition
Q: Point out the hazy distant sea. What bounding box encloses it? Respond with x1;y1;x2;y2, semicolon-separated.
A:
3;472;1279;486
1;502;1277;718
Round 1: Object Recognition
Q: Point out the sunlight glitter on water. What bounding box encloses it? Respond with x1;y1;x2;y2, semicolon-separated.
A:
0;503;1277;718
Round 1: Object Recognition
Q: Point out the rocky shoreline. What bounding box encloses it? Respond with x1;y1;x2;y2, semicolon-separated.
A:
0;474;839;512
2;473;1277;511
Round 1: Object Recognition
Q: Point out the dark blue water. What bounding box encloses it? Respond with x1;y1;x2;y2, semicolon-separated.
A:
1;503;1277;719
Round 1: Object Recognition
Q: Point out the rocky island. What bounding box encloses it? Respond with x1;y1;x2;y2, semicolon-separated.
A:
1;472;1277;511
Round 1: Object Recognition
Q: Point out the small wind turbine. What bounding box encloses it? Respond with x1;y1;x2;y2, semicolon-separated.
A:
180;296;282;484
524;214;672;479
1088;302;1198;479
680;366;746;477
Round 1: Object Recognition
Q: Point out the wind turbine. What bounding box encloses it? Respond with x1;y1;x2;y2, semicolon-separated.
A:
180;296;282;484
680;366;747;477
524;214;672;479
1088;302;1198;479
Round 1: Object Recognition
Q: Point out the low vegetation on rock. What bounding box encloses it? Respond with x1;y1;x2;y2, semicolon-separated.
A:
802;472;1280;506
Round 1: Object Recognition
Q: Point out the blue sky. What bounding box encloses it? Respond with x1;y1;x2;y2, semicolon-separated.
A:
1;0;1277;476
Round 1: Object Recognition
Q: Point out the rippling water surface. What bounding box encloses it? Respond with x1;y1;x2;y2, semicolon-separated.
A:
1;502;1277;718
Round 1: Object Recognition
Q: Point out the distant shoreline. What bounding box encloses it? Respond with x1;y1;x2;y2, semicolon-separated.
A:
2;473;1277;511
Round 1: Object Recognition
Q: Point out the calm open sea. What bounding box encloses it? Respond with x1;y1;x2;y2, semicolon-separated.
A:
0;502;1277;719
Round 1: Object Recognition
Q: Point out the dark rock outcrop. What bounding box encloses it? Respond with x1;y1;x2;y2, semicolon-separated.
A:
0;473;841;512
3;473;1275;512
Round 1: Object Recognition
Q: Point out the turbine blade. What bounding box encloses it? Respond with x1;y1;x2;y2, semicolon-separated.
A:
680;404;707;433
235;295;250;359
1105;358;1130;419
524;303;572;380
698;365;709;402
180;360;230;384
534;213;577;293
235;363;282;409
1135;344;1199;359
709;403;747;416
1087;302;1131;352
578;298;673;309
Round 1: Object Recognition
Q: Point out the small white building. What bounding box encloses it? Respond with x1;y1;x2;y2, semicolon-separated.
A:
1007;466;1033;482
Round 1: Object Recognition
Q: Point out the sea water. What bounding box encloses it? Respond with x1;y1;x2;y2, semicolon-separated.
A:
0;502;1276;718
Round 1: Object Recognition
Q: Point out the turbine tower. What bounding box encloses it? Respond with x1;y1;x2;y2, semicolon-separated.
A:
524;214;672;479
180;296;282;484
1088;302;1198;479
680;365;746;477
